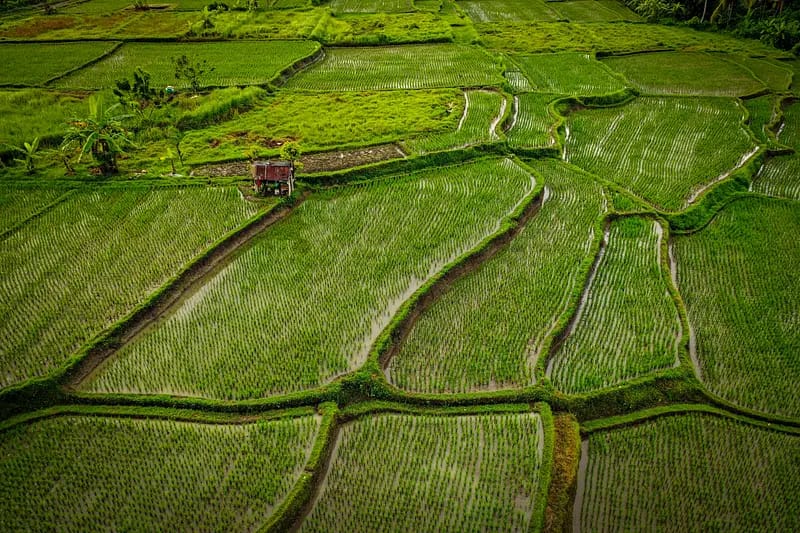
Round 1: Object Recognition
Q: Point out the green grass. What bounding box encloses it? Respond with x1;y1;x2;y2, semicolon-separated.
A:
0;42;118;86
549;217;681;394
300;413;545;531
754;156;800;199
330;0;415;13
311;12;454;45
601;52;765;96
403;90;505;154
0;414;320;530
0;89;89;146
54;41;319;90
83;158;535;400
0;187;69;234
564;96;756;210
506;93;557;148
181;89;463;164
0;186;261;389
458;0;560;22
194;8;323;39
477;22;775;54
62;0;213;13
675;197;800;418
512;53;627;95
388;160;605;393
285;44;503;91
552;0;641;22
580;414;800;531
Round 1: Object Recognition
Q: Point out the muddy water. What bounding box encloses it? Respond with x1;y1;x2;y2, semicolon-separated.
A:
572;439;590;533
686;146;760;205
546;222;610;378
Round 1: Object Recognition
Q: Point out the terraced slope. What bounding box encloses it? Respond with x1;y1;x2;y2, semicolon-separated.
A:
0;42;118;86
404;90;505;154
675;197;800;418
286;45;503;91
506;93;557;148
301;412;545;532
0;415;320;531
579;414;800;532
511;53;626;95
601;52;765;96
389;160;605;393
564;96;756;210
0;187;261;389
549;217;681;394
84;159;535;400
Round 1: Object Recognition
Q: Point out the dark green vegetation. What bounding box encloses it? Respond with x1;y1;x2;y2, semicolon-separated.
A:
0;0;798;529
578;413;800;531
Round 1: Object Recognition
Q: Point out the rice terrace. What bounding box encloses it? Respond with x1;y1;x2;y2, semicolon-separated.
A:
0;0;798;528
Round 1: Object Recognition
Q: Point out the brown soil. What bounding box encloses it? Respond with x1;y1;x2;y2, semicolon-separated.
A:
192;143;406;178
300;144;406;174
380;189;545;372
64;196;306;388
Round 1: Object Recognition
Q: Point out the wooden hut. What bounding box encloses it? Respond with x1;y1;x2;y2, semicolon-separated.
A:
252;160;295;196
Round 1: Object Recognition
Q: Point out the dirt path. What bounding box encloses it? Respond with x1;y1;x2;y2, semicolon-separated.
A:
64;196;305;389
572;440;590;533
289;421;343;532
380;187;545;373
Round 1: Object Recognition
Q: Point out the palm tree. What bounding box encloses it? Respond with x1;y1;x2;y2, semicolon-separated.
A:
62;95;135;176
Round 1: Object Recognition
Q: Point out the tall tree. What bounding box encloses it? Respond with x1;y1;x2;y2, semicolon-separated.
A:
62;95;135;176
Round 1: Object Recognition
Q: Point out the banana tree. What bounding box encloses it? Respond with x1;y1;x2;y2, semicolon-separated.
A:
62;95;135;176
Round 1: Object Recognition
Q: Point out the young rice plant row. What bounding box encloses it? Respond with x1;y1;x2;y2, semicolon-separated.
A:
564;96;756;211
579;414;800;532
301;413;544;532
675;197;800;418
549;217;681;394
55;41;320;90
601;52;766;96
285;45;504;91
0;186;260;389
511;53;627;95
403;90;505;154
505;93;557;149
388;160;606;393
84;158;535;400
0;415;320;531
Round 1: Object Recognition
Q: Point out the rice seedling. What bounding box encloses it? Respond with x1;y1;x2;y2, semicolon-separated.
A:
330;0;415;13
564;96;756;210
505;93;557;148
403;90;505;154
0;187;69;234
0;42;118;86
549;217;681;394
510;53;627;96
580;414;800;531
551;0;641;22
675;197;800;417
0;186;261;389
300;412;545;532
0;414;320;531
754;156;800;199
458;0;560;22
601;52;765;96
54;41;320;90
285;45;504;91
388;160;605;393
83;158;535;400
